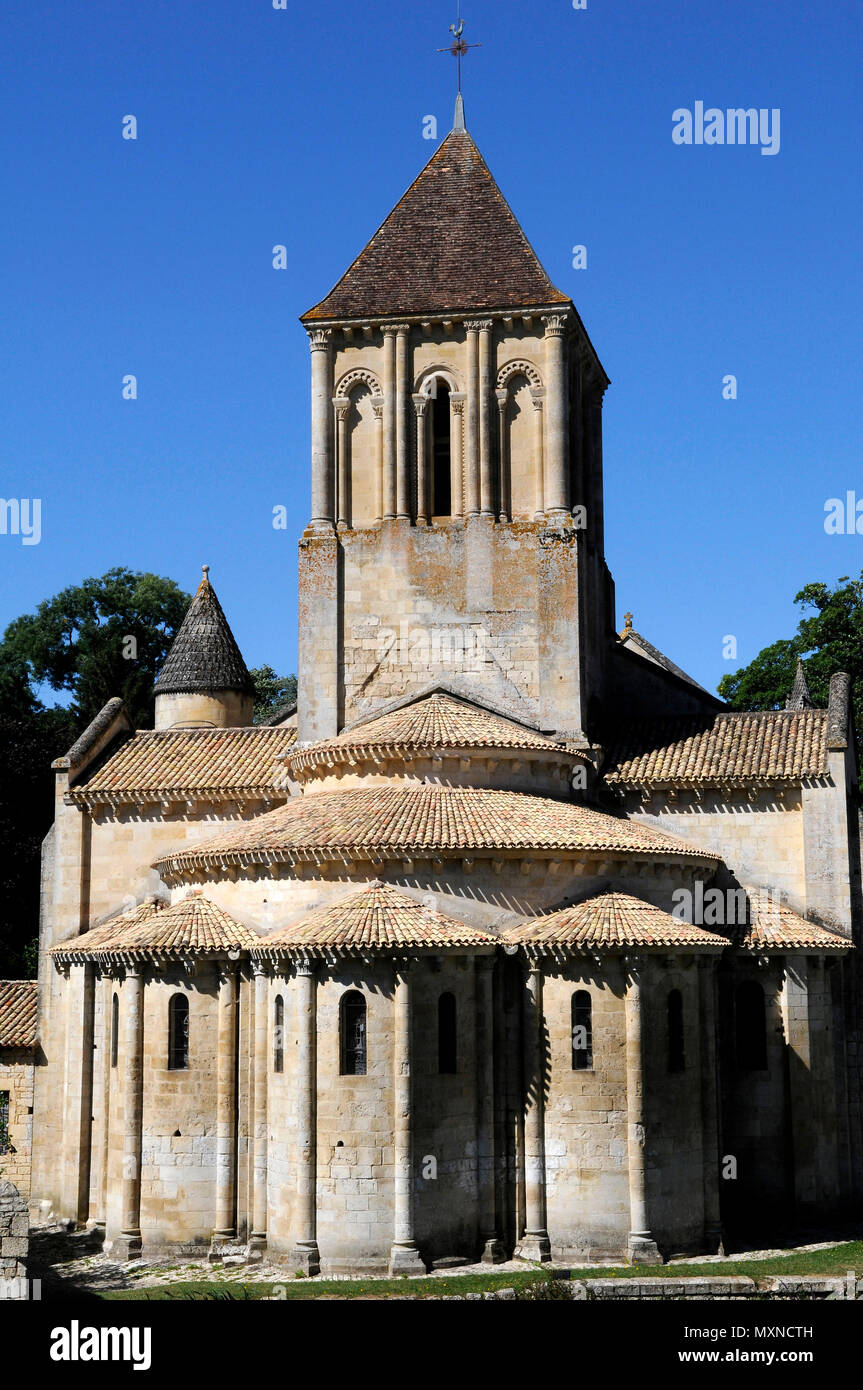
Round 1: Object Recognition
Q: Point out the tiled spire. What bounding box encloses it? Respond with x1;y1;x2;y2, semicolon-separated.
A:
154;566;253;697
785;656;813;710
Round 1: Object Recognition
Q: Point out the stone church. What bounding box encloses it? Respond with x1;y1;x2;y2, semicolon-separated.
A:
2;96;861;1274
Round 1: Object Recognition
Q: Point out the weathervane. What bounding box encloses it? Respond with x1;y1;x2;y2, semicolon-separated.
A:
437;3;481;95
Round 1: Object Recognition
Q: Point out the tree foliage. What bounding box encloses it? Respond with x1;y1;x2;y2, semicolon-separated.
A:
717;572;863;739
1;567;191;730
249;666;297;724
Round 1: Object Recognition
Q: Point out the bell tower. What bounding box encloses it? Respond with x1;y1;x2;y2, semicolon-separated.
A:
297;102;612;744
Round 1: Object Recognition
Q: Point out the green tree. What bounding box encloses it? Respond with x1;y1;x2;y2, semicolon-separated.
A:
249;666;298;724
718;572;863;739
1;567;191;731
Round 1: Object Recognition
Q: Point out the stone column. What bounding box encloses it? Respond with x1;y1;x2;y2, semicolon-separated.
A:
61;960;95;1226
698;959;723;1252
542;313;570;519
116;965;144;1260
495;389;509;523
213;963;238;1243
389;963;425;1274
478;320;494;515
464;323;481;515
450;393;465;518
250;962;269;1256
96;970;115;1230
395;324;411;519
531;388;546;519
515;959;551;1261
382;327;398;520
475;956;505;1262
782;956;817;1215
372;397;384;522
334;399;350;530
308;328;333;528
413;393;429;525
291;959;320;1274
624;958;661;1263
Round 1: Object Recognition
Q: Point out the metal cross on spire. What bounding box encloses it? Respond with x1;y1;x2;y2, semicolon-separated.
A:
437;3;481;97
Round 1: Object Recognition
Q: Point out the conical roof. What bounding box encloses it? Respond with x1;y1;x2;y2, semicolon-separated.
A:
302;129;570;323
785;657;814;710
154;567;253;697
502;891;728;951
254;881;494;955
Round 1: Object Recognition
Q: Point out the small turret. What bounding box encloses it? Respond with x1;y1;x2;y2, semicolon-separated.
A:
153;566;254;729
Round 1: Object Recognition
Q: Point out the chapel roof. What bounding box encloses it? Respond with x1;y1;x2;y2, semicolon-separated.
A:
254;881;494;955
501;892;728;951
287;691;575;777
50;894;259;960
154;567;254;698
302;129;571;323
729;895;851;952
153;784;719;876
603;708;830;789
617;614;715;698
0;981;38;1048
67;725;296;807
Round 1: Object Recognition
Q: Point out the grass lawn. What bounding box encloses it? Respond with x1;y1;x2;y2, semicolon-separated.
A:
97;1242;863;1299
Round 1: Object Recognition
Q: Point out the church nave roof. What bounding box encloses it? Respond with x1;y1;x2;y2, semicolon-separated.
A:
50;893;259;960
501;892;728;951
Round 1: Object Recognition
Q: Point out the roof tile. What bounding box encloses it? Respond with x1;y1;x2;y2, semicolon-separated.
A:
604;710;829;787
255;881;493;954
502;892;728;950
0;981;38;1048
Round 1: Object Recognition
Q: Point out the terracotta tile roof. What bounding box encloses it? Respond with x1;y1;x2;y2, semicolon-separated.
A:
255;881;494;955
51;894;259;959
154;567;253;697
604;709;829;788
0;981;38;1048
302;130;570;323
729;896;851;952
68;726;296;806
501;892;728;951
153;785;719;874
289;692;568;776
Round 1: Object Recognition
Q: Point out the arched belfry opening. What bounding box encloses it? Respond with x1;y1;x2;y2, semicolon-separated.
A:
431;382;451;517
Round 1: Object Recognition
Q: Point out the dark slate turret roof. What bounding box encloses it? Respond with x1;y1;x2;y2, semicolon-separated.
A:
301;129;570;323
154;567;254;697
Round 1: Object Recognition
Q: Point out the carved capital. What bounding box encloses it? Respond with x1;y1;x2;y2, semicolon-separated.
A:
541;312;573;338
530;386;545;410
464;318;493;333
307;327;332;352
385;323;411;337
372;398;385;419
333;400;350;421
449;392;466;415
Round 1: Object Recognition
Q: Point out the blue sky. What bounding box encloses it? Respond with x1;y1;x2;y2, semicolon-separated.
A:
1;0;861;698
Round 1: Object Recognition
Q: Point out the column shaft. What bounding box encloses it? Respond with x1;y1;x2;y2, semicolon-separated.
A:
543;315;570;517
478;321;494;515
291;962;320;1273
413;395;429;524
335;401;349;529
450;394;465;518
373;398;384;521
251;965;269;1252
476;957;505;1262
396;326;411;518
698;960;723;1251
624;961;660;1263
309;329;333;526
383;329;397;519
532;391;546;518
118;967;144;1259
389;965;425;1273
213;965;238;1240
465;325;481;514
515;962;550;1261
495;390;509;522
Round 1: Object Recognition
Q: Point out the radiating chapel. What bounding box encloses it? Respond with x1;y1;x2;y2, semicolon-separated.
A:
4;93;862;1273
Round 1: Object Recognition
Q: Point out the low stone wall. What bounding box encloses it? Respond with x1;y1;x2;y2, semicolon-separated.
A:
433;1273;862;1301
0;1180;30;1296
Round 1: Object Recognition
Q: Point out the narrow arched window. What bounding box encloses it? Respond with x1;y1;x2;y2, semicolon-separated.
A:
273;994;284;1074
340;991;366;1076
110;992;119;1068
571;990;593;1070
667;989;685;1072
431;382;451;516
735;980;767;1071
438;991;457;1073
168;994;189;1071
